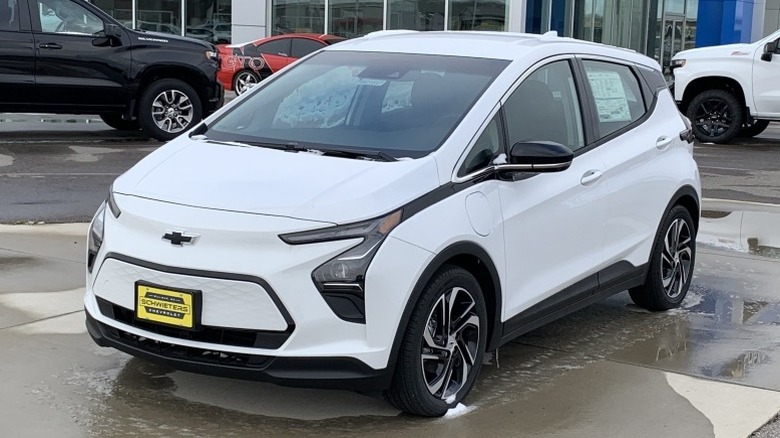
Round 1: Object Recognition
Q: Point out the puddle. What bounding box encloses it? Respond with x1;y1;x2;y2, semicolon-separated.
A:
698;200;780;260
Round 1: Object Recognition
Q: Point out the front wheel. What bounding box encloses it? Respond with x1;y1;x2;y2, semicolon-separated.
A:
686;89;745;144
138;79;203;142
739;119;770;138
629;205;696;311
384;265;487;417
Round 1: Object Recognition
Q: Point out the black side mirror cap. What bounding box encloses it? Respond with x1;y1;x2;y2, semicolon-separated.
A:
105;23;122;39
506;141;573;172
762;41;778;61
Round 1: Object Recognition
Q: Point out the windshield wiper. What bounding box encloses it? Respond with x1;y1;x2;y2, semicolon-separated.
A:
234;141;397;162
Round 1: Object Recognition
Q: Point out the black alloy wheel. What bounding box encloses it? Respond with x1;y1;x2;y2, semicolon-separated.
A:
687;89;744;144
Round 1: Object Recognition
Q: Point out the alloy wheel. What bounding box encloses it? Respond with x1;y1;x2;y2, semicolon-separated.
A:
235;72;259;95
421;286;480;401
693;98;733;138
151;90;194;134
661;218;693;299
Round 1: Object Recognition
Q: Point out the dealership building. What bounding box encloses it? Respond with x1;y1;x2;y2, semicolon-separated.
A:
91;0;780;75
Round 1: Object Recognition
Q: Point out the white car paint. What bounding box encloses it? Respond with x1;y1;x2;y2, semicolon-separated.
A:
85;31;700;400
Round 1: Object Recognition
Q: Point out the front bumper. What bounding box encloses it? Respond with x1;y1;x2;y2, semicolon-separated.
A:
86;311;391;390
206;81;225;114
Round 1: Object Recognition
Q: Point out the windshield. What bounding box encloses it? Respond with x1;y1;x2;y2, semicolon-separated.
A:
206;51;509;159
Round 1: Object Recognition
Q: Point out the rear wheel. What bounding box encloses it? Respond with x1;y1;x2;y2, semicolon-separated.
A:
233;70;261;95
629;205;696;311
687;89;745;144
384;266;487;417
739;119;770;138
138;79;203;142
99;113;139;131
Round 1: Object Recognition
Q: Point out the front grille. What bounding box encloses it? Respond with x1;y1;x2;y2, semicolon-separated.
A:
97;297;290;349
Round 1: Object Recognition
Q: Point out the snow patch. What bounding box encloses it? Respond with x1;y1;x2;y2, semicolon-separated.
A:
65;146;122;163
443;403;475;419
0;288;85;321
0;154;14;167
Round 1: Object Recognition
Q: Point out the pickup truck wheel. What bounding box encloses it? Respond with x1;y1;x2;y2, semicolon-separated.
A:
139;79;203;142
687;89;744;144
739;119;770;138
99;113;139;131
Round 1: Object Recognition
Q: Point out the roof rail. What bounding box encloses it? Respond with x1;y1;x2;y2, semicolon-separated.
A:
363;30;419;39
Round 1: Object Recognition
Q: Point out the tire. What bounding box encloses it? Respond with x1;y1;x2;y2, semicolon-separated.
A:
232;70;260;95
629;205;696;311
384;265;487;417
686;89;745;144
739;119;770;138
99;113;139;131
138;79;203;142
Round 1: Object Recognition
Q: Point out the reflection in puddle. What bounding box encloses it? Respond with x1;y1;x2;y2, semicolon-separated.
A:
698;201;780;259
687;292;780;325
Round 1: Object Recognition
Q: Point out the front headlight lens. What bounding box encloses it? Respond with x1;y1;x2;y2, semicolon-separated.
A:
670;58;686;70
87;202;106;272
280;210;402;286
205;50;218;62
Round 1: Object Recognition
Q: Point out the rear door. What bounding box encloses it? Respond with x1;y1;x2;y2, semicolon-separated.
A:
28;0;129;110
0;0;35;106
752;36;780;117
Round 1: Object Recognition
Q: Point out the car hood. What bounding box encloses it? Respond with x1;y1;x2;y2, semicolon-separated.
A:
112;139;441;225
674;43;755;60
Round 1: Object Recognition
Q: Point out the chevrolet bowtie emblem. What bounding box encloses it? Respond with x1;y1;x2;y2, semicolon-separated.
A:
162;231;199;246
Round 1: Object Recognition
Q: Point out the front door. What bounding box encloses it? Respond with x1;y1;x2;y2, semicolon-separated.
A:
752;33;780;117
29;0;129;111
0;0;35;106
499;59;608;322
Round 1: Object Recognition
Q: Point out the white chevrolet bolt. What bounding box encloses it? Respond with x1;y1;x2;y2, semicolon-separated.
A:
85;30;700;416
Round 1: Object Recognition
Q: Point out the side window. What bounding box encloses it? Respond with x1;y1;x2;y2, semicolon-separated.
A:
38;0;104;35
0;0;20;31
504;60;585;152
257;39;291;57
290;38;326;58
582;60;646;139
458;114;503;177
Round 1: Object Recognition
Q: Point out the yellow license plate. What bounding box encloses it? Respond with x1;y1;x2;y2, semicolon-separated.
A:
135;283;197;329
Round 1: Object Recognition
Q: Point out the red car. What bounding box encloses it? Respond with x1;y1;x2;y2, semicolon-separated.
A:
217;33;346;95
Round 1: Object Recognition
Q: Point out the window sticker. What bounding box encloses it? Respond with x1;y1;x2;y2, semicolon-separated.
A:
587;70;632;122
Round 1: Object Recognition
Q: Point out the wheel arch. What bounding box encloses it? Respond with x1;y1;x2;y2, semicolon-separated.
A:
680;76;747;115
387;241;503;376
666;185;700;233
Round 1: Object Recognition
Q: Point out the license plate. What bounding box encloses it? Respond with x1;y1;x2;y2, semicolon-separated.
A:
135;282;200;329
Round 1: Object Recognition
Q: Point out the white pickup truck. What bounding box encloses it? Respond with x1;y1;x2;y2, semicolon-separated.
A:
672;29;780;143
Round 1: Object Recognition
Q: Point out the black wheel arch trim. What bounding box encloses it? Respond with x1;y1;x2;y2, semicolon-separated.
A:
100;252;296;333
665;185;700;232
387;241;503;376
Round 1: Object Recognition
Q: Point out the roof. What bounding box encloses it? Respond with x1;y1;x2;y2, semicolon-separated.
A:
327;30;658;69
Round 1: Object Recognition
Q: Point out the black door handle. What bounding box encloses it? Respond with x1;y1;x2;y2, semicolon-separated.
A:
39;43;62;49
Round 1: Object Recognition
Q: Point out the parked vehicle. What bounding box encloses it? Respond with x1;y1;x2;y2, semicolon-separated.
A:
85;30;700;417
217;33;345;95
0;0;224;141
672;28;780;143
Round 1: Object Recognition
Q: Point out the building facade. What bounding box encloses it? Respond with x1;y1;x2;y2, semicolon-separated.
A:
91;0;780;75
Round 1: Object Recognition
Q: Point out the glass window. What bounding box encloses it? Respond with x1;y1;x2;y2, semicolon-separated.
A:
329;0;383;38
272;0;324;35
387;0;445;31
504;60;584;151
257;38;291;56
290;37;325;58
0;0;21;31
92;0;132;27
38;0;104;35
186;0;231;44
582;60;646;139
207;51;509;159
137;0;181;36
573;0;594;41
450;0;506;31
459;114;502;176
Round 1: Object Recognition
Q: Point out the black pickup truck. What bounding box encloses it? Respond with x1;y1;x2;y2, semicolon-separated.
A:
0;0;224;141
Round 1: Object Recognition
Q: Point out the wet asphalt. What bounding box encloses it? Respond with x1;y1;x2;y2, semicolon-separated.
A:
1;113;780;436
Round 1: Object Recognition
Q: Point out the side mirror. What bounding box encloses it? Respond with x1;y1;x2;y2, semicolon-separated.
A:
506;141;573;172
761;40;778;62
105;23;122;39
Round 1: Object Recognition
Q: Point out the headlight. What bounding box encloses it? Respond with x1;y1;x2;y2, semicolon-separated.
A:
87;202;106;273
670;58;686;71
279;210;402;323
205;50;218;62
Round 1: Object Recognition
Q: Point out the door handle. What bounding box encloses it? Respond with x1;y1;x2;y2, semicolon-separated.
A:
38;43;62;49
656;136;673;150
580;169;603;185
